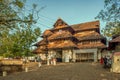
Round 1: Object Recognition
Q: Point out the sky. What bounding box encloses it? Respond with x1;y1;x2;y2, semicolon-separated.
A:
26;0;105;33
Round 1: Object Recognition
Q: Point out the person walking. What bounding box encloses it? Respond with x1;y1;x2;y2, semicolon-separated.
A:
100;57;104;65
107;57;112;68
103;56;107;68
37;56;42;67
53;58;57;65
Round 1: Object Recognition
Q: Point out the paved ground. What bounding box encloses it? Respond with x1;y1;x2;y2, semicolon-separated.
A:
0;62;120;80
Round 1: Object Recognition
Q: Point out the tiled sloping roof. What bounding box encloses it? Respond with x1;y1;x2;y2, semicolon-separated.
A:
47;43;57;49
48;40;77;49
32;48;43;54
57;40;77;48
78;42;106;49
32;46;46;54
110;36;120;42
34;39;46;46
74;31;104;41
71;20;99;31
53;18;68;29
48;31;73;40
42;30;53;37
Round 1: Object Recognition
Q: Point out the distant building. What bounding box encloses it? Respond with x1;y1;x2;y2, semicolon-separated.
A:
33;18;106;62
109;35;120;52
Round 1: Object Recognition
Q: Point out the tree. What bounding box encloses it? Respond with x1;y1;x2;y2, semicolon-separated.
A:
0;0;41;57
95;0;120;37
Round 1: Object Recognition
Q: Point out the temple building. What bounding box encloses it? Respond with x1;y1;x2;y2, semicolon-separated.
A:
33;18;106;62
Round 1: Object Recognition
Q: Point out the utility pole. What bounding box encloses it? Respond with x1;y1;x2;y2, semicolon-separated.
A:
45;35;50;65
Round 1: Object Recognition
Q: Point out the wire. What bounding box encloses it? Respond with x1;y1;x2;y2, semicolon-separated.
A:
39;16;54;24
38;23;51;28
39;14;55;21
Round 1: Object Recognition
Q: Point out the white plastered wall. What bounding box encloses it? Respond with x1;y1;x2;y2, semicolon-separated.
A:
62;49;72;62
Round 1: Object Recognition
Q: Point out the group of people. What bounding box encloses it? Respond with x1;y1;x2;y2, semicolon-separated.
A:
47;56;57;65
100;56;112;69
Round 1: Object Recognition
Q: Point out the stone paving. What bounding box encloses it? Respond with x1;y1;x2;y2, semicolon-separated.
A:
0;62;120;80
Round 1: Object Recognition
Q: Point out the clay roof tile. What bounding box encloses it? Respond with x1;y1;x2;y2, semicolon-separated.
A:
71;20;99;31
110;36;120;42
42;30;53;37
48;31;73;40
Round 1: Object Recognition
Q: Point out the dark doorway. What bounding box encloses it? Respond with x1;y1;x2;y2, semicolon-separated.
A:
56;50;62;62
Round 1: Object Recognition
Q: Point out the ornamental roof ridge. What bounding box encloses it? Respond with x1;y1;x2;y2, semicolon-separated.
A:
70;20;99;26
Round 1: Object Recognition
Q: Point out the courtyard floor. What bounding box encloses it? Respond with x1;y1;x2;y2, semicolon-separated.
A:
0;62;120;80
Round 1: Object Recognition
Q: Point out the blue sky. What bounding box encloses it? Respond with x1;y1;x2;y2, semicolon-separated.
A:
27;0;105;33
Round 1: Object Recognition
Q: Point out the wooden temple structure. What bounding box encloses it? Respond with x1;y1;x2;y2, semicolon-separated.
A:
33;18;106;62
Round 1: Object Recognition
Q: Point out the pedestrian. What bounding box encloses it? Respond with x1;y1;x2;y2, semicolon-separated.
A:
53;58;57;65
107;57;112;68
37;56;42;67
100;57;104;65
23;58;26;64
103;56;107;68
35;56;37;62
51;57;53;65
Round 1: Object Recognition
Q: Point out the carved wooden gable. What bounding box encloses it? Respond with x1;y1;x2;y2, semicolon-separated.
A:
53;18;68;29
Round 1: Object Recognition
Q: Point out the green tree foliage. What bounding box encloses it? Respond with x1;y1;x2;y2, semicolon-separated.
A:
95;0;120;37
0;0;41;57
